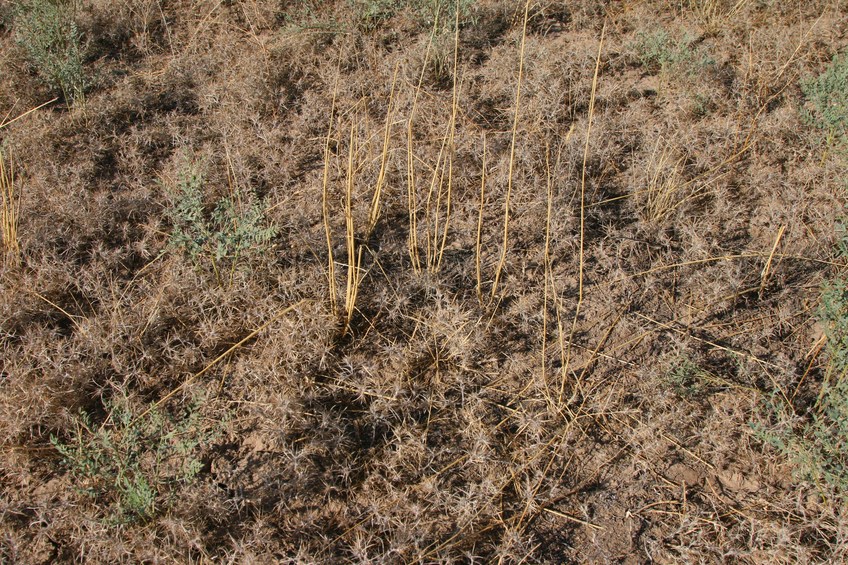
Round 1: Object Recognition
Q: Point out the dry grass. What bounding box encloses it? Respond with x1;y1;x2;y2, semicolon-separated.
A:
642;137;688;223
689;0;751;33
1;0;847;562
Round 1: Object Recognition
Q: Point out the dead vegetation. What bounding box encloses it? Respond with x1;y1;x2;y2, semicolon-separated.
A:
2;0;848;562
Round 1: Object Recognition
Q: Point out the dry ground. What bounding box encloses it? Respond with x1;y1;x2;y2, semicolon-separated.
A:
2;0;848;562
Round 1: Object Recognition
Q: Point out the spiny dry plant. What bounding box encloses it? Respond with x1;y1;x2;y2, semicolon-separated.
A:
2;0;848;562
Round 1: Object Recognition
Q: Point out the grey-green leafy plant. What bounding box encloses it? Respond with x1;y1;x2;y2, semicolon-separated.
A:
801;50;848;151
632;29;713;76
753;226;848;499
348;0;475;32
13;0;86;106
280;0;346;34
666;356;707;397
165;160;278;281
753;380;848;499
348;0;398;30
51;396;220;523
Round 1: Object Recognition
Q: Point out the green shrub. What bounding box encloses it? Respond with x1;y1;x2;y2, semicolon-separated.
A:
51;396;221;523
13;0;86;106
165;159;278;279
802;50;848;151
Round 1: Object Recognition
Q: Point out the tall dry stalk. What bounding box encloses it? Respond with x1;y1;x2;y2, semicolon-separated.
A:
423;128;448;271
432;4;462;273
344;117;363;333
0;147;20;267
366;64;399;239
406;121;421;272
560;22;606;406
407;5;462;274
490;0;530;300
322;83;340;314
476;133;487;303
541;143;554;403
406;20;439;273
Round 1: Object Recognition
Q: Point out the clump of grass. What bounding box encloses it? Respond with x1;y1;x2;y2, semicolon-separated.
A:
403;6;461;274
280;1;346;36
754;381;848;500
643;138;686;223
688;0;749;34
51;395;222;524
348;0;399;31
0;146;20;267
690;92;715;118
411;0;475;31
321;80;395;332
165;157;277;284
802;50;848;153
13;0;86;106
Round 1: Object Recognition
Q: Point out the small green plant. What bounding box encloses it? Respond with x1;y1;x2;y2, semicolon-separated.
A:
801;50;848;152
690;92;714;118
348;0;475;32
665;356;708;397
753;225;848;499
280;0;346;34
348;0;398;30
13;0;86;106
165;159;278;281
632;29;712;76
754;382;848;499
51;396;220;523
